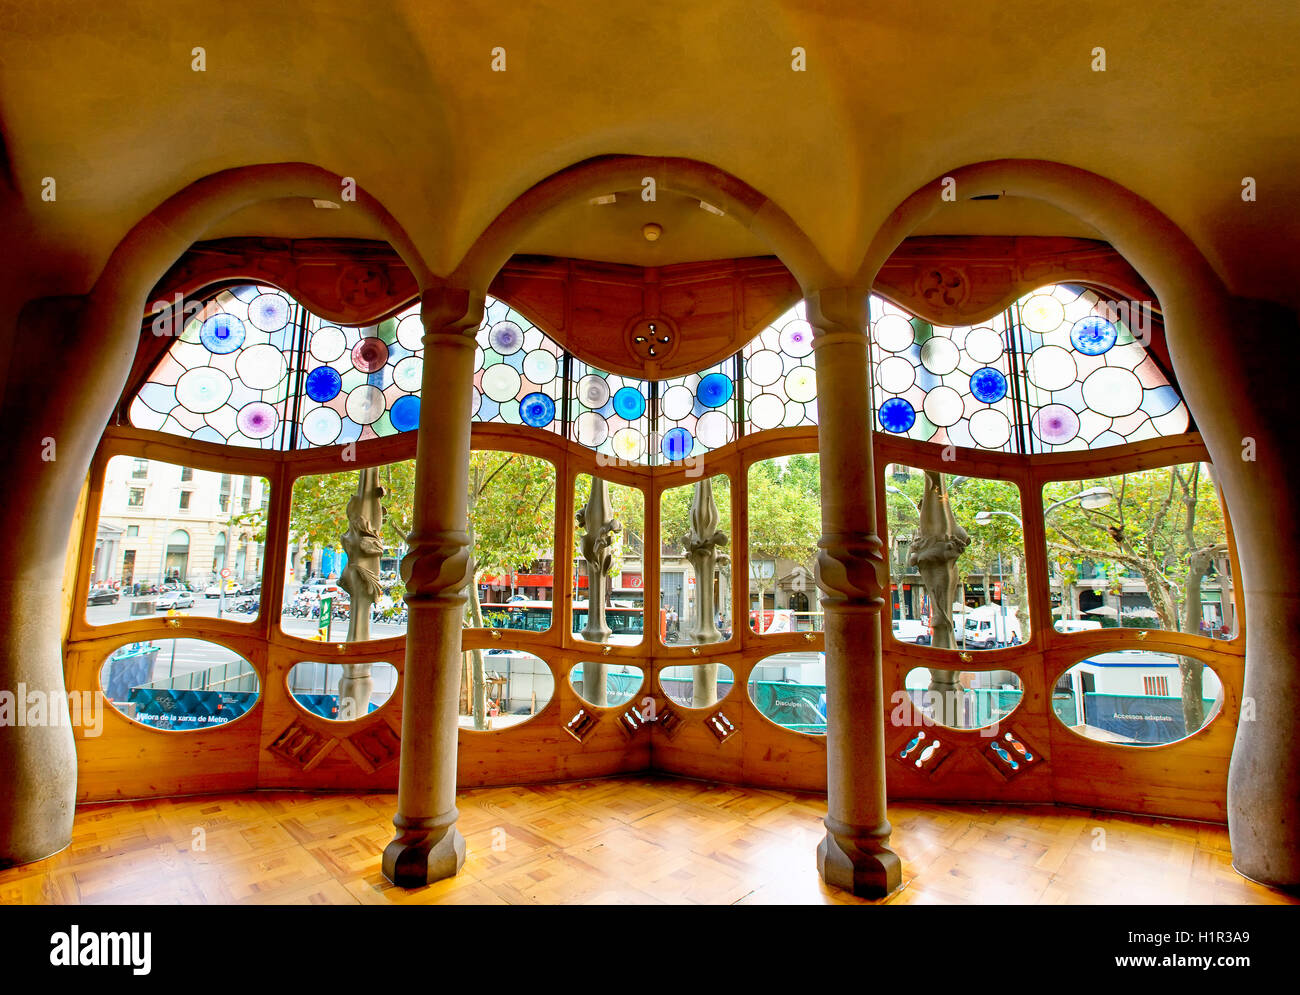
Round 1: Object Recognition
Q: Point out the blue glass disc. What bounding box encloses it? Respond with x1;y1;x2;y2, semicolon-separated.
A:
612;386;646;420
697;372;734;408
390;394;421;432
200;314;246;354
519;392;556;428
879;397;916;433
969;367;1008;403
1070;316;1118;355
662;427;693;461
305;366;342;402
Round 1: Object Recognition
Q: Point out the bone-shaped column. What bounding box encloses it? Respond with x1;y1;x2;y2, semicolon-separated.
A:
807;287;901;898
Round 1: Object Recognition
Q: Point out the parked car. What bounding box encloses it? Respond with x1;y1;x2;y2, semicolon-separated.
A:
238;580;261;596
205;579;240;598
87;587;120;606
155;590;195;610
302;580;341;598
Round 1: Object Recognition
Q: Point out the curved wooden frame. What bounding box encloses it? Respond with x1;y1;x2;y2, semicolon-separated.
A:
70;377;1242;820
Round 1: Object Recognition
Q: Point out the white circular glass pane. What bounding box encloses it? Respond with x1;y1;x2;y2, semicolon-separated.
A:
923;385;964;427
877;356;916;394
310;326;346;363
874;314;915;353
661;384;694;420
523;349;558;385
919;337;960;375
779;320;814;357
1082;367;1144;417
346;385;385;425
964;327;1003;364
175;368;232;413
481;364;522;403
1027;344;1077;390
749;392;785;430
1022;294;1066;333
747;349;784;387
574;412;609;447
696;410;732;448
393;356;423;392
396;314;424;351
235;343;287;390
301;406;342;446
578;374;610;409
969;407;1012;449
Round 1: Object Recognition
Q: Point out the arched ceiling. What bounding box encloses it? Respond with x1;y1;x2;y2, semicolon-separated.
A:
1;0;1297;305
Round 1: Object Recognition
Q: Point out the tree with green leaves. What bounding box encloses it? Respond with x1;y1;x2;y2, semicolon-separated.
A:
1044;462;1229;731
573;475;643;594
746;455;821;631
463;452;555;726
287;455;555;730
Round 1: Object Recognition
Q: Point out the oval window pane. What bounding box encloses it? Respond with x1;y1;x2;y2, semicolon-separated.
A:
1053;651;1223;746
659;664;735;708
460;651;554;730
99;639;259;731
747;651;826;735
902;667;1023;730
287;661;398;721
570;662;644;708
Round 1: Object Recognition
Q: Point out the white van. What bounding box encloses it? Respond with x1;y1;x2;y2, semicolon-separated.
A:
962;604;1023;648
1054;618;1103;634
891;618;931;644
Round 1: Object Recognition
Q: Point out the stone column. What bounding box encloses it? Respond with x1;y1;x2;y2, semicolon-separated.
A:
0;297;90;869
577;476;621;706
1164;295;1300;888
685;477;728;706
806;287;901;898
382;286;482;888
338;466;386;719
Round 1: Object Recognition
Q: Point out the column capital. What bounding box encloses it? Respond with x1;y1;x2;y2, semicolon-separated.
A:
804;286;869;338
419;283;485;338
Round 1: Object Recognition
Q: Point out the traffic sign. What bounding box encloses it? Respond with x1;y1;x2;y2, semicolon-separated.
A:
318;596;333;640
221;568;231;578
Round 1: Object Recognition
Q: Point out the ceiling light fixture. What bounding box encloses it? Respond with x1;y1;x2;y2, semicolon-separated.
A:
642;223;662;241
699;200;725;216
312;199;342;209
589;193;617;206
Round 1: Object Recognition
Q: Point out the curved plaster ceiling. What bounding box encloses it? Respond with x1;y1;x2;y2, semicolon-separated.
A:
1;0;1296;304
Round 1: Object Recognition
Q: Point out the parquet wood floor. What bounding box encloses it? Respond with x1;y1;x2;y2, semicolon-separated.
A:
1;775;1293;905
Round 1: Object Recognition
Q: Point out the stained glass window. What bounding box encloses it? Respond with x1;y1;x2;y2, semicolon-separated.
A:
131;285;426;449
567;361;651;461
656;359;738;460
870;284;1188;454
740;302;818;433
133;281;1184;460
473;298;565;434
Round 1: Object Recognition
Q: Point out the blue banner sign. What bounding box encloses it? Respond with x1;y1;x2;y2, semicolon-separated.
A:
127;688;257;730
